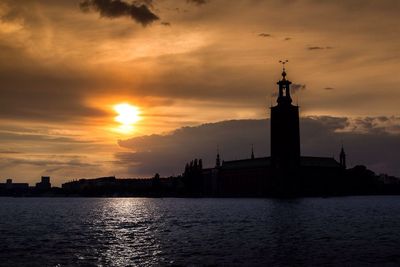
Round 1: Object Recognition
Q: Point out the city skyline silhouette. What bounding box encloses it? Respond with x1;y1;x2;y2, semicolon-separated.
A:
1;1;400;266
2;65;399;197
0;0;399;186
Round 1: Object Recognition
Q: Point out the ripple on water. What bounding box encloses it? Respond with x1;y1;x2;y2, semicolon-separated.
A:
1;197;400;266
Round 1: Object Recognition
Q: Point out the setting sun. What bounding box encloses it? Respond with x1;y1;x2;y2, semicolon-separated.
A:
114;103;141;133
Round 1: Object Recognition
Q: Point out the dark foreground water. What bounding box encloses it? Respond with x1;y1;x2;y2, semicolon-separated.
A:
1;197;400;266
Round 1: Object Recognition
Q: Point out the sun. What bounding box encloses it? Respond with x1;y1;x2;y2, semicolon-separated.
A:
114;103;141;133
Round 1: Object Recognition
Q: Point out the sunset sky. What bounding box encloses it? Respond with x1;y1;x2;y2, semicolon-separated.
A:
1;0;399;186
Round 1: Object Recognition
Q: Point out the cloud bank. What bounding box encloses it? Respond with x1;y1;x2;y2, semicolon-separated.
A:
80;0;159;26
116;116;400;178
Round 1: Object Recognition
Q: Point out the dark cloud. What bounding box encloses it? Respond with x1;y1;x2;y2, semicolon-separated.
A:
80;0;159;26
116;116;400;177
284;37;291;41
117;119;269;175
307;46;334;50
258;33;271;37
324;87;335;90
0;157;99;169
161;21;171;26
187;0;209;5
308;46;324;50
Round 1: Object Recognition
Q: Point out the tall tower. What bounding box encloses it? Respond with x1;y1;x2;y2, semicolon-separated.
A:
340;145;346;169
270;61;300;169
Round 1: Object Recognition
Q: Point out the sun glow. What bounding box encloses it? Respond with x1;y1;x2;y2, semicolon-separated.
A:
114;103;141;133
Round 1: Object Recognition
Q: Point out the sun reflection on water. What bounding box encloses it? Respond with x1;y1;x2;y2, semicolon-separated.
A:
93;198;164;266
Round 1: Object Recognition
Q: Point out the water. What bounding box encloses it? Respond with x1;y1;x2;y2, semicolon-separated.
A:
1;197;400;266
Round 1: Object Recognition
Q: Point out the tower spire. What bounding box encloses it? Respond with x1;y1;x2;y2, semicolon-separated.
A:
276;60;292;105
270;61;300;169
251;144;255;159
340;143;346;169
216;145;221;168
279;59;288;75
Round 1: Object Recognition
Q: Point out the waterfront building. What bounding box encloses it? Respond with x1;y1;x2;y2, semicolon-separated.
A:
185;65;346;196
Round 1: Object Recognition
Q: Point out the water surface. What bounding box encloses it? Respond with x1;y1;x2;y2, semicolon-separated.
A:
1;197;400;266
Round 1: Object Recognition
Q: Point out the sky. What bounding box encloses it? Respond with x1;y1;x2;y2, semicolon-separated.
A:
0;0;399;186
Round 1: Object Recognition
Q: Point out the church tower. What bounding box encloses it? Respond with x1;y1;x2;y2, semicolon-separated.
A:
270;61;300;169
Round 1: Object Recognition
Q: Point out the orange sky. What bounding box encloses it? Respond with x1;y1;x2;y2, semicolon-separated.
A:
0;0;399;185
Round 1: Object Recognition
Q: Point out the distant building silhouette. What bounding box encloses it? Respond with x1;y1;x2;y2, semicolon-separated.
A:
0;178;29;196
61;176;183;197
0;179;29;190
36;176;51;190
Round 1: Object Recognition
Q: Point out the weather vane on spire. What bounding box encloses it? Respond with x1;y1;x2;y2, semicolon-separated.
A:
279;60;289;71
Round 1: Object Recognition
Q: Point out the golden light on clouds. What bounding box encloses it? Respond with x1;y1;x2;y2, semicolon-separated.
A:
1;0;400;185
114;103;141;134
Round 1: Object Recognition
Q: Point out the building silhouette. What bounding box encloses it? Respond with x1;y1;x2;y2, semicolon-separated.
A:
0;179;29;190
3;65;398;197
187;65;347;196
271;64;300;169
59;64;388;197
0;176;57;196
36;176;51;190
